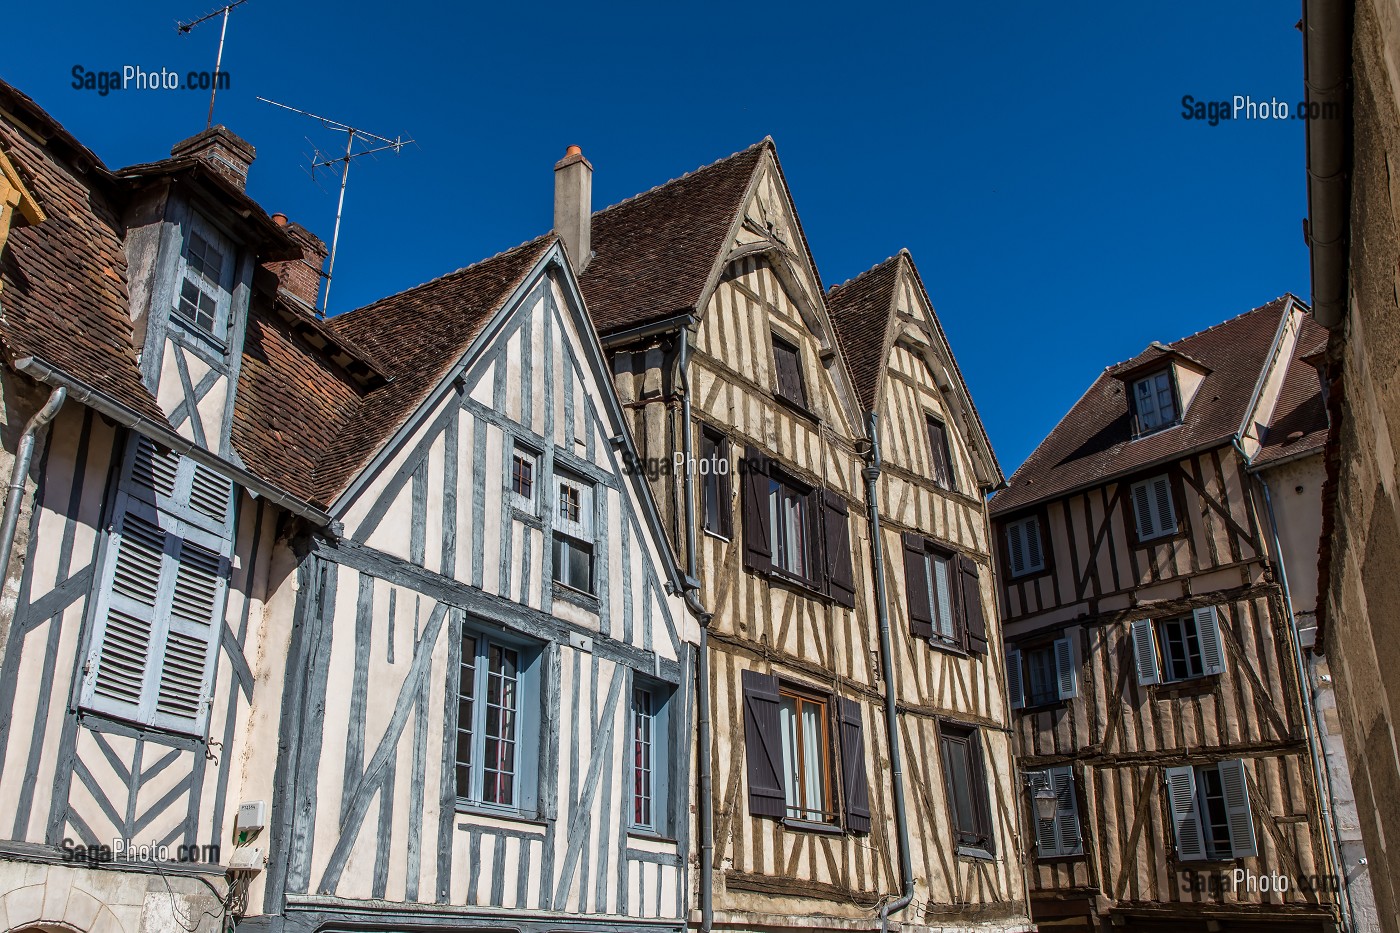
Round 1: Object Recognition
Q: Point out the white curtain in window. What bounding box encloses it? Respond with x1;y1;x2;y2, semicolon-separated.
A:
800;701;822;820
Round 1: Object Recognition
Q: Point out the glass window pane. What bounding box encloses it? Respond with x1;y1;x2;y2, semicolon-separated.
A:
779;697;800;816
800;700;824;821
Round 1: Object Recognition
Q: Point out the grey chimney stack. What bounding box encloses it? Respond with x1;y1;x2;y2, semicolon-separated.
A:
553;146;592;273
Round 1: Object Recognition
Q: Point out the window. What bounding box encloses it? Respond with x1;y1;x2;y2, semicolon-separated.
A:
552;472;594;594
511;445;538;513
1129;607;1225;686
631;679;676;835
771;335;807;409
741;451;856;607
902;533;989;653
699;425;732;538
1004;514;1045;577
1132;369;1179;435
1129;474;1177;540
926;416;957;492
1007;638;1077;709
175;220;234;339
455;627;539;812
1028;766;1083;858
939;724;994;856
79;436;234;735
1165;759;1257;860
741;672;871;832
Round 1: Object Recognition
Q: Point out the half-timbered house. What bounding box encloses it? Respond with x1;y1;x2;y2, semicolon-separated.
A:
988;295;1355;931
565;142;1033;931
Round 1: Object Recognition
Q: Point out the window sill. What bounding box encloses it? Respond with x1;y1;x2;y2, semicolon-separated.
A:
77;709;207;749
454;801;546;826
955;845;996;862
553;581;600;611
782;818;844;836
1017;699;1070;715
1008;568;1051;582
627;828;679;845
772;394;820;425
925;636;970;658
701;527;732;543
1131;422;1185;442
1035;851;1086;864
511;505;542;528
759;567;830;602
1151;677;1219;700
169;314;230;356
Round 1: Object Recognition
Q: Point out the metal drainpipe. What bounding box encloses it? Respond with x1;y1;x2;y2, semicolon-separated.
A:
862;413;915;931
0;387;67;580
1255;468;1354;932
675;326;715;933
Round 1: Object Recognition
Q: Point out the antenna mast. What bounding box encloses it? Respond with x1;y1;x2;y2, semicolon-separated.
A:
257;96;413;316
177;0;248;129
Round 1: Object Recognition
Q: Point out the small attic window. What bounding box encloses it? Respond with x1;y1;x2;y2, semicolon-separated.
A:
1131;368;1180;436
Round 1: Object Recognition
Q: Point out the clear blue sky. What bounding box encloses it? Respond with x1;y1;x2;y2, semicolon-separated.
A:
5;2;1309;475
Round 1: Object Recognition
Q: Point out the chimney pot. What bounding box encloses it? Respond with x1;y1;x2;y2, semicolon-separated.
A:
553;146;593;274
271;212;288;226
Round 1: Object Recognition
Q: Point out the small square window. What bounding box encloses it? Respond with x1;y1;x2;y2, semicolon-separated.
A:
1132;369;1179;435
771;335;807;409
511;446;538;513
174;223;232;339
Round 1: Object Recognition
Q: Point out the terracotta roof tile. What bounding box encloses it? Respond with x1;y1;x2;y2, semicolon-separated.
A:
991;296;1298;515
1254;314;1329;467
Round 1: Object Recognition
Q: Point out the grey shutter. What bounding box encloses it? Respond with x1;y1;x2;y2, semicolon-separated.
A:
821;490;856;608
927;418;955;491
1132;481;1155;539
1218;759;1258;857
837;697;871;833
1030;770;1059;856
959;555;988;654
1025;516;1044;572
151;535;225;732
741;670;786;818
1006;647;1025;710
1195;606;1225;675
1054;636;1077;699
1006;522;1026;576
1152;476;1176;534
1165;765;1206;861
1052;765;1083;856
902;533;934;639
1130;619;1160;686
741;449;772;573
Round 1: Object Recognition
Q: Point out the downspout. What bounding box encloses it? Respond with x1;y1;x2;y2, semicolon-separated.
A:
862;413;915;931
0;386;67;578
1302;0;1352;329
1253;463;1353;932
676;326;715;933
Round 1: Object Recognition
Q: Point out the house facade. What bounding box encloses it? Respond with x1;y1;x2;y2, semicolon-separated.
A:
989;296;1360;931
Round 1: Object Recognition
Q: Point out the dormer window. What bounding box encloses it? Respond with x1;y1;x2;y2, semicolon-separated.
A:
175;218;234;340
1131;369;1179;436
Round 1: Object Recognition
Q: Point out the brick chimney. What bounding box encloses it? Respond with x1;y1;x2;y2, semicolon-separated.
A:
264;214;328;311
553;146;592;273
170;125;256;190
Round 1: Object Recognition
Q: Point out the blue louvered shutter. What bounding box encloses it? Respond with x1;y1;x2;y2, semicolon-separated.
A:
1165;765;1206;860
1218;759;1258;857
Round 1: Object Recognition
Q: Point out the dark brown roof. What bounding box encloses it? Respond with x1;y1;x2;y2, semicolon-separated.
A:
580;141;768;335
0;85;166;424
307;236;555;504
826;253;901;413
1254;314;1329;467
991;296;1299;515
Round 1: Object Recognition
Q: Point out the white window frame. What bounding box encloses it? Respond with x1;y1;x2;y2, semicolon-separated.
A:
1130;474;1177;541
552;471;595;594
921;549;958;645
1165;759;1257;861
1132;368;1179;435
1005;514;1045;577
1029;765;1083;858
173;214;236;342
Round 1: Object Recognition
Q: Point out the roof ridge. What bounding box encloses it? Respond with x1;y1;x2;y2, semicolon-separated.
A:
826;251;906;294
335;234;555;322
1101;294;1293;372
589;139;772;219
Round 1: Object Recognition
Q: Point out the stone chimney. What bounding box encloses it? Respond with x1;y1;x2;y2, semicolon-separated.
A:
553;146;592;273
264;213;328;311
170;125;256;190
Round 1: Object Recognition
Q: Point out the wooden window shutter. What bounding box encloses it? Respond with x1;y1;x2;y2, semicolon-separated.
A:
741;670;786;818
902;533;934;639
1164;765;1206;861
1194;606;1226;675
772;338;805;406
1054;636;1077;699
1029;769;1059;855
1006;648;1025;710
1006;522;1026;576
1217;759;1258;857
716;434;734;538
1152;476;1176;534
1051;765;1083;856
820;490;856;608
741;449;772;573
837;697;871;833
151;536;224;732
958;555;988;653
1130;619;1160;686
927;418;956;491
1131;481;1156;539
1025;516;1044;571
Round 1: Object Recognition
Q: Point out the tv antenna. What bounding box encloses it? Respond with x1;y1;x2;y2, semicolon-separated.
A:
176;0;248;130
257;96;414;316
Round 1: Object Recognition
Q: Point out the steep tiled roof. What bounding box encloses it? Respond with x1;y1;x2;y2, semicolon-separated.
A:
310;236;555;504
580;141;767;335
991;296;1297;515
1254;314;1329;467
0;82;166;424
826;254;900;413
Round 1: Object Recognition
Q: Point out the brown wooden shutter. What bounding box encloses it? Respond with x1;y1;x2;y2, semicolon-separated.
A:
927;417;956;491
741;448;772;572
837;697;871;833
959;555;988;654
902;533;934;639
821;490;856;608
741;670;786;818
717;435;734;538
